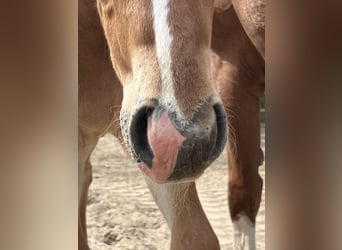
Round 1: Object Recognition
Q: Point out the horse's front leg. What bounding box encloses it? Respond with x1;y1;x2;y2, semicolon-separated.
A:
213;52;264;250
212;7;264;249
146;180;220;250
78;130;98;250
224;84;263;250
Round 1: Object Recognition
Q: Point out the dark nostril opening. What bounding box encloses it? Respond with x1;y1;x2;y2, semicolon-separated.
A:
130;106;154;168
209;104;228;161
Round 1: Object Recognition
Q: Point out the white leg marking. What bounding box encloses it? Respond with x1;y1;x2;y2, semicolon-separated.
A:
151;0;178;114
233;213;256;250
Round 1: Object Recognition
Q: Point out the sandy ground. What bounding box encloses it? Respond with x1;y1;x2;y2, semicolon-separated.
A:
87;126;265;250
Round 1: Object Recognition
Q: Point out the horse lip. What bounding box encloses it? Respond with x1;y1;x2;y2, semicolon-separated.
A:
138;163;173;184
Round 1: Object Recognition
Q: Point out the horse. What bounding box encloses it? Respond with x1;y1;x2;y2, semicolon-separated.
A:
79;0;264;249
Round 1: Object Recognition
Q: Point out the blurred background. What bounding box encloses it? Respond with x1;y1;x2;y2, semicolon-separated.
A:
0;0;341;250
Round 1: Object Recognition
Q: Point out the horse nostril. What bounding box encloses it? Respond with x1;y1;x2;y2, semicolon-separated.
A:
130;106;154;167
208;103;228;161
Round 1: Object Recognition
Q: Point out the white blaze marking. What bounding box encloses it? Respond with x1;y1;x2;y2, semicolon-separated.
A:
233;213;256;250
151;0;179;114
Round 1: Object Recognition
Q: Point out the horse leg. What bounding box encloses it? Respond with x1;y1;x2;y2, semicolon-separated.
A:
78;130;98;250
146;180;220;250
213;55;264;250
212;7;264;249
227;85;263;250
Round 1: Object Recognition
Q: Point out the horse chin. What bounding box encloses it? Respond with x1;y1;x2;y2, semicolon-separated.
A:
138;163;204;184
167;172;204;184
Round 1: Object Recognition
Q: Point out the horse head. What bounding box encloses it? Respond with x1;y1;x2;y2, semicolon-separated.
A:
97;0;228;183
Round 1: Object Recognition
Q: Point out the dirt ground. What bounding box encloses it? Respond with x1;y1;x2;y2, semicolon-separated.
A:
87;126;265;250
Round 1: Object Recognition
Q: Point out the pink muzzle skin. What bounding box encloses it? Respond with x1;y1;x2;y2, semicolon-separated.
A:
138;112;185;183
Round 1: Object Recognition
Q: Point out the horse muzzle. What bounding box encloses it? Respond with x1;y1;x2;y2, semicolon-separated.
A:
128;101;227;183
